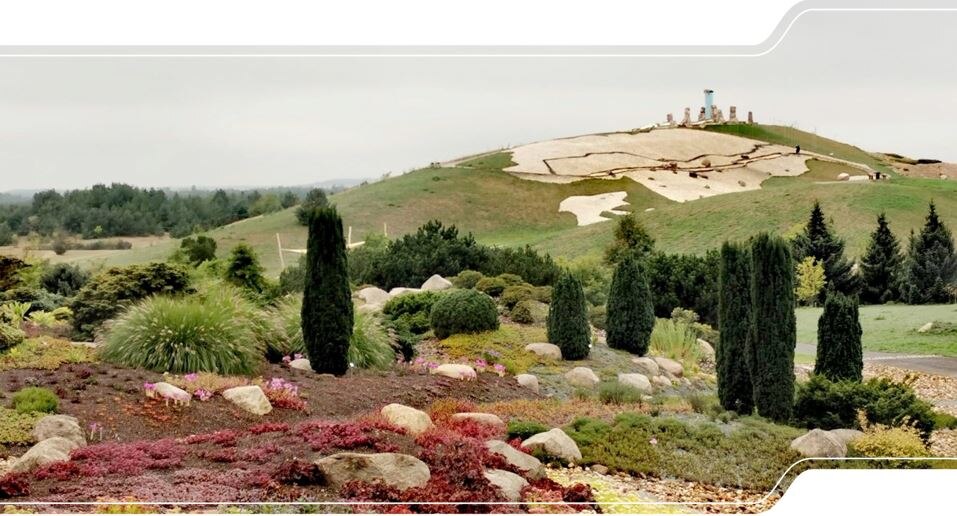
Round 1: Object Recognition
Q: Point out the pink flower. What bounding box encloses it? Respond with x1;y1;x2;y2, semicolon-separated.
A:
282;355;292;364
184;373;198;382
294;353;304;360
475;358;488;368
414;357;425;365
649;437;658;445
493;363;506;372
143;382;156;391
194;388;213;401
426;361;438;370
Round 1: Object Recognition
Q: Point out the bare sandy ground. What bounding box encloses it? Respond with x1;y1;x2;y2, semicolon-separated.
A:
559;191;629;225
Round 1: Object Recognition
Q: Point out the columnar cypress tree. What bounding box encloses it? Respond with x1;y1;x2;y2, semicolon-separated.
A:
792;201;860;298
301;207;354;375
749;233;796;423
859;212;903;304
547;272;590;360
902;202;957;304
814;291;863;381
605;258;655;355
717;241;754;414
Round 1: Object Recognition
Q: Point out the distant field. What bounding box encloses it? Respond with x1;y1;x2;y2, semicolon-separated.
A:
796;304;957;356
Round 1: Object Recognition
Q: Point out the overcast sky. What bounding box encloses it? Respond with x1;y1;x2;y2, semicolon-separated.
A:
1;10;955;191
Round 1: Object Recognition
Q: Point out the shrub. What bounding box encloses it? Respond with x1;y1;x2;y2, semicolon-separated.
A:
451;270;484;289
70;262;191;340
0;323;25;352
0;408;43;446
302;207;354;375
430;289;499;339
278;256;306;294
436;324;545;374
483;246;561;287
506;420;549;440
848;424;929;467
383;291;442;333
649;318;699;369
99;289;263;375
510;299;548;325
815;291;863;381
749;233;796;423
671;308;719;343
0;338;94;371
180;235;217;265
348;310;396;369
475;276;507;297
11;387;59;414
223;243;267;293
40;263;90;297
644;250;720;326
3;288;64;314
587;304;606;330
262;295;305;361
500;284;534;310
295;188;329;226
606;258;654;355
792;375;936;440
547;273;590;360
598;381;644;405
717;241;754;414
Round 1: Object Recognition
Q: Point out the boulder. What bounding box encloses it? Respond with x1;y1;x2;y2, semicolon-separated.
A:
357;303;384;314
11;437;80;473
524;343;562;361
420;274;453;291
652;357;684;378
790;429;847;458
652;375;673;388
153;382;190;403
631;357;660;377
316;452;430;490
565;367;599;388
450;412;506;433
222;385;272;415
522;428;582;462
381;403;434;436
389;287;421;297
484;469;529;502
828;428;865;446
485;440;545;479
357;287;391;306
617;373;652;394
516;374;540;394
917;322;934;333
590;464;609;475
289;358;312;371
837;172;850;181
32;415;86;448
696;339;715;360
430;364;477;380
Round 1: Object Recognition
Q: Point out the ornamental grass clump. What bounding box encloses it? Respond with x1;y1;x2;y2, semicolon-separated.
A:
348;310;396;369
100;289;263;375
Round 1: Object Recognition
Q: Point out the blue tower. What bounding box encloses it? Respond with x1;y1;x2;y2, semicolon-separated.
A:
703;89;715;119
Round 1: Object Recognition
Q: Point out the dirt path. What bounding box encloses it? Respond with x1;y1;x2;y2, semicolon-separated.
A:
796;342;957;378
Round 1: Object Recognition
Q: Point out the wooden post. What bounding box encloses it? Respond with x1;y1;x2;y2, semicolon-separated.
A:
383;222;388;237
347;226;353;247
276;233;285;269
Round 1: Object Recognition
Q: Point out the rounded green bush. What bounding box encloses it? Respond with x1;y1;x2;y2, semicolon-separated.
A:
451;270;485;289
510;299;548;325
12;387;59;414
500;284;535;310
506;420;549;440
0;323;26;352
430;289;499;339
475;277;507;297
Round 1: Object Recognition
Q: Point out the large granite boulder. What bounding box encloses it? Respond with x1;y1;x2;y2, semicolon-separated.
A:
522;428;582;463
516;373;540;393
828;429;865;446
565;367;599;388
484;469;529;502
630;357;660;377
450;412;506;433
32;415;86;448
316;452;430;490
524;343;562;361
430;364;477;380
696;339;715;361
790;429;847;458
652;357;684;378
389;287;421;297
420;275;453;291
289;358;312;371
153;382;190;403
357;287;391;307
381;403;435;436
486;440;545;479
222;385;272;415
617;373;652;394
11;437;80;473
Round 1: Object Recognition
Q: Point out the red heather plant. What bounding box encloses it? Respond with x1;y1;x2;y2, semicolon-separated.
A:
414;429;505;491
522;478;597;512
273;460;326;486
69;439;186;476
445;419;503;442
0;473;30;499
294;420;393;453
238;443;281;464
184;429;242;446
33;461;81;481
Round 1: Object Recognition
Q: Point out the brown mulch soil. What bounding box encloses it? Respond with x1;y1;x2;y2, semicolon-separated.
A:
0;362;539;455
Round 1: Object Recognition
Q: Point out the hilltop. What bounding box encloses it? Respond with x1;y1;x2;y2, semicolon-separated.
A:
9;123;956;275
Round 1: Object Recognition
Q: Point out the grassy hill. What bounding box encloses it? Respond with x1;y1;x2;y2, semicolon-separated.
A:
35;124;957;276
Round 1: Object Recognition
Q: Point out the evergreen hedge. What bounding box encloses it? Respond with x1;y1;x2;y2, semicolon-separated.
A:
815;291;863;382
717;241;754;414
547;272;591;360
605;258;654;355
429;289;499;339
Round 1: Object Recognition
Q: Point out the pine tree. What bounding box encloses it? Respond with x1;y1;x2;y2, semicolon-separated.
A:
859;212;903;304
604;213;655;265
224;243;266;293
717;241;755;414
814;291;863;382
547;272;591;360
749;233;796;423
301;207;354;375
792;201;860;298
605;258;655;355
902;202;957;304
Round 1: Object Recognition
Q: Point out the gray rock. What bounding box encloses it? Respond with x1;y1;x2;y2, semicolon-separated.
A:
381;403;434;436
388;287;422;297
790;429;847;458
524;343;562;361
222;385;272;415
484;469;529;502
420;275;453;291
11;437;80;473
357;287;391;306
32;415;86;448
516;374;540;394
696;339;715;360
450;412;505;432
631;357;660;377
651;375;673;388
289;358;312;371
652;357;684;378
565;367;599;388
522;428;582;462
152;382;191;404
430;363;477;380
590;464;609;475
828;429;865;446
617;373;652;394
316;452;430;490
917;322;934;333
486;440;545;479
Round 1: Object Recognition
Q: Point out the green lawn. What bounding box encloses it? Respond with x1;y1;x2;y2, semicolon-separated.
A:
796;304;957;356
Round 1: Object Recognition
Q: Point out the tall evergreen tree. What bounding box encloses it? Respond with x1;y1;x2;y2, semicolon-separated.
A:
859;212;903;304
717;241;754;414
224;243;266;293
814;291;863;382
547;272;591;360
792;201;860;298
902;202;957;304
749;233;796;423
604;213;655;265
301;207;354;375
605;258;655;355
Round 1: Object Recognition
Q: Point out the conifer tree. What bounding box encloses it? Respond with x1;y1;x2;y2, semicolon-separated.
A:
749;233;796;423
606;258;655;355
301;207;354;375
859;212;903;304
604;213;655;265
902;202;957;304
717;241;754;414
547;272;591;360
224;243;266;293
792;201;860;298
814;291;863;382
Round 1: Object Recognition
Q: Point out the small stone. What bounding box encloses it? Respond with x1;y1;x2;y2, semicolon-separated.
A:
522;428;582;462
222;385;272;415
484;469;529;502
524;343;562;361
32;415;86;448
631;357;660;377
316;452;430;490
617;373;652;394
591;464;609;475
289;358;312;371
420;274;453;291
837;172;851;181
652;357;684;378
516;374;540;393
565;367;599;388
790;429;847;458
917;322;934;333
430;364;477;380
381;403;434;436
